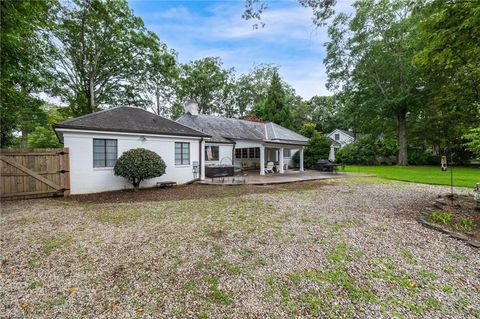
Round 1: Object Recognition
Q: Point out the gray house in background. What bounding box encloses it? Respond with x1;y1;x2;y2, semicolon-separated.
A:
327;128;355;148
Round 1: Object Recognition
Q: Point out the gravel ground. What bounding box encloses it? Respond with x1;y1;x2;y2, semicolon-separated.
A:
1;178;479;319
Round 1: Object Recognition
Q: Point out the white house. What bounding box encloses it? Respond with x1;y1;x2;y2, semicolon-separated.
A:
177;102;308;176
326;129;355;148
55;105;308;194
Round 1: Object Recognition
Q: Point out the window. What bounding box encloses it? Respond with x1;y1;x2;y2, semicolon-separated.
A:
249;148;255;158
205;145;219;161
175;142;190;165
242;148;248;158
283;149;291;157
335;133;340;141
235;149;242;159
254;147;260;158
93;139;117;168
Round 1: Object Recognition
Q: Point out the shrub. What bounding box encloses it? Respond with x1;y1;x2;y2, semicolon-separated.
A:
454;217;476;233
336;136;377;165
428;211;453;225
293;131;331;167
408;149;440;165
114;148;166;191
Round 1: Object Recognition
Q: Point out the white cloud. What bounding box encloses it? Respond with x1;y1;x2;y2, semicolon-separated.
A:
138;0;354;99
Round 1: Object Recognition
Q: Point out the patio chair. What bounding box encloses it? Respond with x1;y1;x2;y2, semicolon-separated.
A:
266;162;275;173
242;160;249;171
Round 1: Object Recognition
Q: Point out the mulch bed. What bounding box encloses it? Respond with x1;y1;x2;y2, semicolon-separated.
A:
421;193;480;244
66;180;332;203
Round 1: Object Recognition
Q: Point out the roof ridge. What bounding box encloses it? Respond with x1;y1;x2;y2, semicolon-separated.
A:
58;106;125;125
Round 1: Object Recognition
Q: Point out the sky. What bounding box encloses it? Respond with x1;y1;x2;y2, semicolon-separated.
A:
128;0;354;100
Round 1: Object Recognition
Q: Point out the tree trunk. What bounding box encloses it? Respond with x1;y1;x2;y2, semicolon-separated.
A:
89;77;95;113
155;90;160;115
133;182;140;192
397;111;408;166
21;128;28;148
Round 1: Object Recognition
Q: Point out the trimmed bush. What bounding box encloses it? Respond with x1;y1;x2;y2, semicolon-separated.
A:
114;148;166;191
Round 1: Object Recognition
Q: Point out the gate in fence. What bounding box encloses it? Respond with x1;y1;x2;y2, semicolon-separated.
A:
0;148;70;200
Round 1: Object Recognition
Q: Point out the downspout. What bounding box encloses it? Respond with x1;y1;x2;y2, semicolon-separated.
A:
199;137;203;180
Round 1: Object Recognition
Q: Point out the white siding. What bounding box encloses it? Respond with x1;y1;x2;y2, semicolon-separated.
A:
327;129;354;148
63;131;201;194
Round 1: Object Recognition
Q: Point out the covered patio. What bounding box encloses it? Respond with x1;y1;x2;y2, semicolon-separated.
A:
232;141;305;176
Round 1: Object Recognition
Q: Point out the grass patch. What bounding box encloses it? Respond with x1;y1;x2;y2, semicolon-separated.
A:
42;235;73;254
26;280;43;289
207;277;233;306
454;217;476;233
344;165;479;188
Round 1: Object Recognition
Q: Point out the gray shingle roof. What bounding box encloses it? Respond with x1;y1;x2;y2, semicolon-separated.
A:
54;106;210;140
177;114;308;145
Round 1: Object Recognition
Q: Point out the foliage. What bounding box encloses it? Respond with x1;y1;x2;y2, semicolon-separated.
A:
174;57;235;118
325;0;423;165
344;166;479;188
299;123;317;139
407;149;440;166
255;71;294;129
143;48;179;116
463;128;480;160
294;128;331;167
336;136;377;165
454;218;476;233
428;211;453;226
0;0;56;147
28;106;71;148
52;0;160;116
114;148;166;191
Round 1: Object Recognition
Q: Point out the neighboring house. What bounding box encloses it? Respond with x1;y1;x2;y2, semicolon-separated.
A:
54;104;308;194
177;102;308;175
54;107;210;194
326;129;355;148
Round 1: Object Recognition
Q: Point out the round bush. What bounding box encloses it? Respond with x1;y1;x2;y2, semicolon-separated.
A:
114;148;166;191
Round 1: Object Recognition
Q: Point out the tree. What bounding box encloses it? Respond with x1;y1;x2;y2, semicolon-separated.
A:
143;47;179;116
174;57;235;118
114;148;166;191
257;71;294;129
28;106;71;148
52;0;158;116
0;0;56;147
325;1;422;165
463;128;480;160
235;64;279;116
294;124;331;167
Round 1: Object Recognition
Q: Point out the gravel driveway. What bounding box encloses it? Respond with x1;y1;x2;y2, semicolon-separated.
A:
1;178;479;318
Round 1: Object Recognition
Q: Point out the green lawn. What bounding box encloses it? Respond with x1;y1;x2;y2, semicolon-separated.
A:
344;165;480;188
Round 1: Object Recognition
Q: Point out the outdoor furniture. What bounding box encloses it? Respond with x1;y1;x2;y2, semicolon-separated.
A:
242;160;249;171
156;181;176;188
266;162;275;173
314;159;340;174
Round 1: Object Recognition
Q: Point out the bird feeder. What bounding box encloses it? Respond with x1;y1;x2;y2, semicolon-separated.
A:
441;156;447;171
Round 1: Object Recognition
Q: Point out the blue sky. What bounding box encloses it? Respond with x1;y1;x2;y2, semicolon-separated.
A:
129;0;354;99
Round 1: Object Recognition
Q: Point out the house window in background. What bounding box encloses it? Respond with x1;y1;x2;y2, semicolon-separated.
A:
249;148;255;158
335;133;340;141
93;139;117;168
175;142;190;165
254;147;260;158
235;149;242;159
283;149;291;157
205;145;219;161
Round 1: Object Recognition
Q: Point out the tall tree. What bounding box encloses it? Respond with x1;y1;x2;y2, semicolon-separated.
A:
325;0;422;165
143;47;179;116
52;0;158;116
259;71;294;129
174;57;235;117
0;0;56;147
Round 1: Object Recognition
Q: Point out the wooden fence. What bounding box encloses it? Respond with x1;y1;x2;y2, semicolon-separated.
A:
0;148;70;200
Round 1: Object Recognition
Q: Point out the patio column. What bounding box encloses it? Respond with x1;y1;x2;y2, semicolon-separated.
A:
260;145;265;175
200;139;205;180
279;147;285;174
300;147;304;172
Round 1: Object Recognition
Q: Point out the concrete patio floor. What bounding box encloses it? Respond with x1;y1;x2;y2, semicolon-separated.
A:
197;169;368;185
